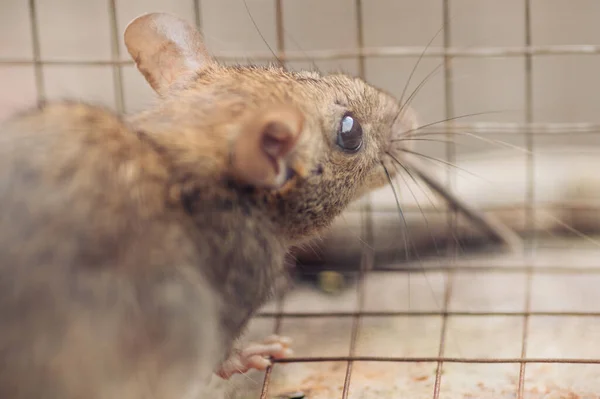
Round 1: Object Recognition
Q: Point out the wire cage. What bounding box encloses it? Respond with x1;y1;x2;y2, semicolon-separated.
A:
2;1;600;398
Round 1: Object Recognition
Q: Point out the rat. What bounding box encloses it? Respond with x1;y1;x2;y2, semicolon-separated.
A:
0;12;520;399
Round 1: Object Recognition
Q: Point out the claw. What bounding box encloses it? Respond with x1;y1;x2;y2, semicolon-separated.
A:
215;335;294;379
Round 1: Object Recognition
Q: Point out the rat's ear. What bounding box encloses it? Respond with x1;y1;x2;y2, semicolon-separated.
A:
124;12;213;95
230;106;305;189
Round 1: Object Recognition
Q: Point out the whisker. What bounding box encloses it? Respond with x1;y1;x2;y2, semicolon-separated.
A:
242;0;284;67
389;158;441;257
283;29;321;74
396;149;490;183
381;162;451;313
541;211;600;248
384;163;471;358
395;62;491;128
395;52;500;128
339;213;373;249
394;62;444;126
395;137;473;149
394;61;485;129
531;212;600;250
535;148;600;155
396;163;471;266
400;167;439;212
401;111;508;136
397;25;445;115
382;163;412;308
236;367;261;386
395;161;469;255
382;162;410;260
306;242;321;259
400;130;531;154
397;137;459;144
394;26;487;129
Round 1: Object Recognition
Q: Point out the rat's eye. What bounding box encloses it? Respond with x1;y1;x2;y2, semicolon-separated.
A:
336;112;363;153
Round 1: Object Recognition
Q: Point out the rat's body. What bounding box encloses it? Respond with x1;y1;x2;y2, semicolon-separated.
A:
0;99;292;398
0;103;218;398
0;12;519;399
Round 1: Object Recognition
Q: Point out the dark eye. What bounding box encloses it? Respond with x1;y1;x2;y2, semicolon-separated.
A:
336;113;363;152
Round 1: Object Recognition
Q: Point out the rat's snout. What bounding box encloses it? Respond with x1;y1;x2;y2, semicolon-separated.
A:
272;148;309;191
387;105;419;157
372;104;421;190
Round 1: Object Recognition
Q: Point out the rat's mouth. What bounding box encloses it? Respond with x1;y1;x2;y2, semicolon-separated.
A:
274;158;308;194
284;166;297;182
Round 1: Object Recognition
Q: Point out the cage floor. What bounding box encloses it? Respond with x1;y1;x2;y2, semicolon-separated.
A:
205;237;600;399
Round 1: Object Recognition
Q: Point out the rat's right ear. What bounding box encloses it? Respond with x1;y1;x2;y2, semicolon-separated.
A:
230;106;306;189
124;13;213;95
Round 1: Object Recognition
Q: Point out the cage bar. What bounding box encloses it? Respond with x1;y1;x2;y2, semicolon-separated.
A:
4;44;600;67
107;0;124;113
27;0;45;101
259;1;287;396
517;1;535;397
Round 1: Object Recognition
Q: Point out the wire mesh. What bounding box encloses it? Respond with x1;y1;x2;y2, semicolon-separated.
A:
2;1;600;398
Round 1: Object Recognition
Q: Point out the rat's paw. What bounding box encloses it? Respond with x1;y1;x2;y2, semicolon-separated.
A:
215;335;293;380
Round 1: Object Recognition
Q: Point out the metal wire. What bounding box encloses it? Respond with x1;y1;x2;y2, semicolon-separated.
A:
259;1;286;395
517;2;535;398
27;0;44;102
272;357;600;365
339;4;370;398
257;311;600;318
8;1;600;398
3;44;600;66
431;3;457;397
108;0;124;113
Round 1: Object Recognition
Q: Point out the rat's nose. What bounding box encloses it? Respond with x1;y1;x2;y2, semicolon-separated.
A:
388;105;420;155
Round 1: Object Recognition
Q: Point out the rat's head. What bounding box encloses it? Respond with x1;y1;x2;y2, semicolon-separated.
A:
125;13;418;243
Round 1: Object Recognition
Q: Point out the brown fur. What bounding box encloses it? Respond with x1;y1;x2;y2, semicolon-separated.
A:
0;13;417;399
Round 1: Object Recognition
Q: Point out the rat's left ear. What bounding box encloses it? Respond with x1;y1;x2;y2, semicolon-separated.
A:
230;106;305;189
124;12;214;95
